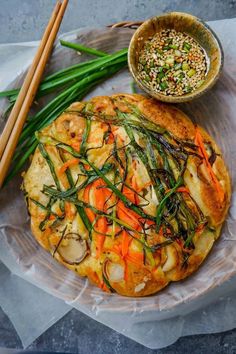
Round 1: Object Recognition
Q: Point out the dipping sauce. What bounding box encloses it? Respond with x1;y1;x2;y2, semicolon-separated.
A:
137;29;208;96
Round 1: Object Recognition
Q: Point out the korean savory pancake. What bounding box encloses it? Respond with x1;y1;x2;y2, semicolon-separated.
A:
23;94;231;296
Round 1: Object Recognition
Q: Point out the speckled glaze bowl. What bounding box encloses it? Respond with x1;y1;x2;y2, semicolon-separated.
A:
128;12;224;103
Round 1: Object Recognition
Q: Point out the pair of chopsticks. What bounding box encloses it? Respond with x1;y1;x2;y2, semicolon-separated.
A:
0;0;68;188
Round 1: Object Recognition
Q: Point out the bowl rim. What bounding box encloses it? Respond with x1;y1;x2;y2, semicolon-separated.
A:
128;11;224;103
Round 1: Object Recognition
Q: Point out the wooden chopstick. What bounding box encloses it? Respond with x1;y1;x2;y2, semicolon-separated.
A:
0;1;61;160
0;0;68;188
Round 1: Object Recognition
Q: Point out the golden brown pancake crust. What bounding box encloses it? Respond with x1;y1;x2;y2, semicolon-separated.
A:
23;94;231;297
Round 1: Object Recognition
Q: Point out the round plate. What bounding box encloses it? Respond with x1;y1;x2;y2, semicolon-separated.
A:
0;27;235;321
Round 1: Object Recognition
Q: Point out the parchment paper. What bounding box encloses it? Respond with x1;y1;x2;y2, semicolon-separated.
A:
0;18;236;349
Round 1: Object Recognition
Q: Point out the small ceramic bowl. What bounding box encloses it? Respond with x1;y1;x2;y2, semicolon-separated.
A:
128;12;223;103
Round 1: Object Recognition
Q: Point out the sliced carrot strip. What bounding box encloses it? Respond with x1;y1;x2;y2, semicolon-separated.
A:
152;266;159;273
84;164;90;171
143;219;155;227
166;187;190;194
107;132;114;144
126;253;144;266
101;281;110;292
158;226;171;236
117;201;141;230
97;216;107;233
124;261;128;281
85;209;95;223
127;250;144;265
104;188;115;206
87;269;103;288
128;251;144;261
176;187;190;193
111;244;122;256
71;142;81;151
196;223;206;235
95;216;107;258
93;179;106;211
65;201;75;220
121;231;131;258
93;179;108;258
109;241;144;282
195;126;224;202
59;158;79;174
122;185;136;204
105;224;121;236
122;175;140;205
93;178;115;213
159;226;163;237
96;234;106;258
117;201;139;225
49;214;56;221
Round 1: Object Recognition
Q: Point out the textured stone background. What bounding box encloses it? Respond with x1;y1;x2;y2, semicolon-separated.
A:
0;0;236;353
0;0;236;43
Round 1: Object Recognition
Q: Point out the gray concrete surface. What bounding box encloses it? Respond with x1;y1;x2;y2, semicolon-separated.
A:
1;306;236;354
0;1;236;353
0;0;236;44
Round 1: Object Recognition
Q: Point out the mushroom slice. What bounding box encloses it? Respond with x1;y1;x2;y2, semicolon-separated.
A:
103;259;125;283
57;233;89;265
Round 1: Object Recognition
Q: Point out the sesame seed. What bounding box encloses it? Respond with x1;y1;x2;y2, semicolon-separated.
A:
137;29;208;96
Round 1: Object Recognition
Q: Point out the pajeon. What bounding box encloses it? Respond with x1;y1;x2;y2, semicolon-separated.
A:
23;94;231;297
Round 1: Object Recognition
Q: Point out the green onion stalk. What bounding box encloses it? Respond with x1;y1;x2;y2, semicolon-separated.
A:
0;41;128;185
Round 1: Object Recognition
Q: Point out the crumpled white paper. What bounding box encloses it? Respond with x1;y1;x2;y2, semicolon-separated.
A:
0;18;236;349
0;261;70;348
